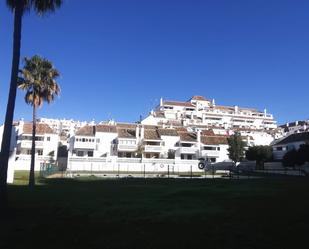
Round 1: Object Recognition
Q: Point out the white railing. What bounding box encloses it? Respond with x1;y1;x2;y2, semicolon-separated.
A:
177;147;198;154
117;144;138;151
20;140;44;148
74;141;96;150
201;150;220;157
144;145;162;152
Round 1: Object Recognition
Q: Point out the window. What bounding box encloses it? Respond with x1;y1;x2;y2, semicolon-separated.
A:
46;137;50;141
217;147;220;151
38;150;43;156
187;155;192;160
87;151;93;157
210;158;216;163
96;138;100;143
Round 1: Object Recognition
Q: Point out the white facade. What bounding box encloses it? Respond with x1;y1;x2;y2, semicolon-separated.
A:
272;132;309;160
142;96;278;146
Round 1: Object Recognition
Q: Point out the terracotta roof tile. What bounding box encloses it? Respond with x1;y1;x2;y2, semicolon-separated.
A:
158;128;179;136
163;101;194;107
96;125;117;133
76;125;95;136
201;135;228;145
144;129;161;140
23;123;55;135
179;132;197;142
190;96;210;101
117;128;136;139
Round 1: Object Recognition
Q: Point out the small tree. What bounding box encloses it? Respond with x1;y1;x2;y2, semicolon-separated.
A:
245;145;272;170
282;149;298;168
135;144;143;158
167;149;175;159
297;143;309;165
227;132;246;165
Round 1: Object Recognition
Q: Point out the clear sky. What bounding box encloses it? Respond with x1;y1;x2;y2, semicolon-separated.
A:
1;0;308;125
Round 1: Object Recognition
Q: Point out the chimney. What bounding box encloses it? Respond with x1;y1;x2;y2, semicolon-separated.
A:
136;126;140;139
234;106;238;113
197;130;201;143
212;99;216;107
141;126;144;140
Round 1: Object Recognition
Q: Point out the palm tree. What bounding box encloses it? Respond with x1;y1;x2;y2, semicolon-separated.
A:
0;0;62;207
18;55;60;187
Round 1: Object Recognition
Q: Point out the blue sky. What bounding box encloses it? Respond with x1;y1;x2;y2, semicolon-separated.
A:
1;0;308;125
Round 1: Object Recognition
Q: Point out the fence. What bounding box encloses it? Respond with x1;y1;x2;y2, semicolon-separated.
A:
66;156;203;178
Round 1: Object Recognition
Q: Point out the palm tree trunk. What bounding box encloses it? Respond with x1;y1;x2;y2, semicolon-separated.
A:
0;3;23;210
29;105;37;187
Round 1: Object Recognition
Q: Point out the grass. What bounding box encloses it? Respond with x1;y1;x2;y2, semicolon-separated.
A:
1;172;309;249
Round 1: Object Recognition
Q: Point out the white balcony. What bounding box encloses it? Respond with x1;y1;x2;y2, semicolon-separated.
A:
74;141;96;150
117;144;138;152
201;150;220;158
20;140;44;149
178;147;198;154
144;145;162;153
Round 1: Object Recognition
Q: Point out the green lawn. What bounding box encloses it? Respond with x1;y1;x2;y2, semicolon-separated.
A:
1;172;309;249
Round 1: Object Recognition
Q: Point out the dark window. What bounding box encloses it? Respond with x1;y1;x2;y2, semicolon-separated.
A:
77;151;84;157
88;151;93;157
187;155;192;160
181;154;184;159
47;137;50;141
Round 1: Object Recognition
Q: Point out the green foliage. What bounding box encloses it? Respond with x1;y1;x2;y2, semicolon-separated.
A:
297;143;309;164
282;143;309;168
6;0;63;15
18;55;60;107
246;145;273;169
227;132;246;164
282;149;299;168
135;144;143;158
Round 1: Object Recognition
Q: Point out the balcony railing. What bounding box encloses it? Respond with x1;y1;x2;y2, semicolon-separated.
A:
74;141;96;150
177;147;198;154
117;144;138;151
144;145;162;152
20;140;44;148
201;150;220;157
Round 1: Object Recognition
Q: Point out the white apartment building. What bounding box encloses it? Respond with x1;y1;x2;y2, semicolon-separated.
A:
37;117;89;137
272;132;309;160
70;123;230;163
279;120;309;136
141;96;278;145
14;121;59;171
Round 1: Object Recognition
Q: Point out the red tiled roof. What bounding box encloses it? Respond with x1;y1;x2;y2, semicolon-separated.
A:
96;125;117;133
163;101;194;107
179;132;197;142
201;135;228;145
144;129;161;140
190;96;210;101
117;128;136;139
23;123;55;135
76;125;95;136
158;128;179;136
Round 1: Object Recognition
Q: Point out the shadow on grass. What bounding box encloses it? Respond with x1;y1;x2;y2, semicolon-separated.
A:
2;176;309;249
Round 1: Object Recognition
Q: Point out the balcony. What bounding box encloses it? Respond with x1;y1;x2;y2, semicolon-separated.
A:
20;140;44;149
74;141;96;150
144;145;162;152
201;150;220;158
117;144;138;152
177;147;198;154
